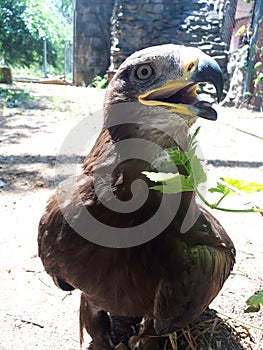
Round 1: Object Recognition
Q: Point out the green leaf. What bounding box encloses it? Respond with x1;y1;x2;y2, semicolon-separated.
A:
254;61;262;70
189;155;207;185
236;25;246;36
92;76;108;89
142;171;177;183
246;290;263;308
208;187;224;194
166;148;188;166
188;126;201;148
143;127;206;195
209;183;232;195
151;173;195;194
221;177;263;193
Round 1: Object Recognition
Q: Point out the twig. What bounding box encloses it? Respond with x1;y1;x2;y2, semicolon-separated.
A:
163;339;168;350
62;291;73;301
20;318;44;328
181;328;196;350
168;333;177;350
38;277;52;288
209;318;219;346
6;313;44;328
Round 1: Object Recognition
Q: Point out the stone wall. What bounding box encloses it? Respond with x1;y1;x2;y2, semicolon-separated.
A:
74;0;238;85
110;0;238;85
73;0;114;85
221;45;249;107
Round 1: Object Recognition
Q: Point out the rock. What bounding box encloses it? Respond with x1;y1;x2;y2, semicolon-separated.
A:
0;180;6;188
34;181;45;188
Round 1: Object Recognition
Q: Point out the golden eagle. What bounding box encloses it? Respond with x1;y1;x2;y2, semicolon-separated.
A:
38;44;235;349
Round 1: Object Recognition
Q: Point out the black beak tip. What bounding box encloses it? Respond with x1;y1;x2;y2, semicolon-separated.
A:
192;56;224;103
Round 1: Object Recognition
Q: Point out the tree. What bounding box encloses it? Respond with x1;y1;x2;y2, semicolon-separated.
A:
21;0;72;44
0;0;72;70
0;0;42;66
22;0;73;75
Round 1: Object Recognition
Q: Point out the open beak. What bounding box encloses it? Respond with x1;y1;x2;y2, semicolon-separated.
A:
138;55;223;121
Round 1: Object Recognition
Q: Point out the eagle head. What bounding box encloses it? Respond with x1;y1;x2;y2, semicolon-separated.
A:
104;44;223;129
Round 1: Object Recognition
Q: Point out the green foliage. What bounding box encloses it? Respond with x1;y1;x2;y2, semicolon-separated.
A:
254;61;262;71
236;24;246;37
143;127;263;214
0;0;41;66
0;86;32;108
92;76;108;89
144;173;197;195
238;0;262;106
254;72;263;87
221;177;263;193
143;127;207;195
22;0;72;43
209;183;231;196
252;45;263;100
0;0;72;70
246;290;263;311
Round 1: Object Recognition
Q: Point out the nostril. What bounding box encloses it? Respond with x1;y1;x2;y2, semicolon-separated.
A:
187;62;195;72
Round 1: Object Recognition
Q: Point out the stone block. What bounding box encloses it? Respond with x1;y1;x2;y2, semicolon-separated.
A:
198;43;214;51
84;22;102;36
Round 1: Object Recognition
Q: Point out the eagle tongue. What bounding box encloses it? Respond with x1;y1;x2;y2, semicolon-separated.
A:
194;101;217;121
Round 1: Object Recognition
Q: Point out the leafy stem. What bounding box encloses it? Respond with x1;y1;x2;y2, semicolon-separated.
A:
196;188;262;214
143;127;263;214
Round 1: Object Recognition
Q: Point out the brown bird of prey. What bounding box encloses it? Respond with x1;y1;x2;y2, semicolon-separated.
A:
38;44;235;349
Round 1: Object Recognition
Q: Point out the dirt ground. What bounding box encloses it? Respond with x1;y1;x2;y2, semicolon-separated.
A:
0;83;262;350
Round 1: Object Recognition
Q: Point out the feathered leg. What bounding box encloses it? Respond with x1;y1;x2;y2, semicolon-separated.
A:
80;293;114;350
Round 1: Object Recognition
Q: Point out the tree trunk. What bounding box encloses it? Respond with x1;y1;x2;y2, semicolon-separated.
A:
0;67;13;84
43;40;48;78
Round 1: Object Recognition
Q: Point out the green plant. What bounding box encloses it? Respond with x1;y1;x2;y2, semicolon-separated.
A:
92;76;108;89
236;19;263;105
0;86;32;108
143;127;263;214
0;0;72;73
246;290;263;312
254;48;263;90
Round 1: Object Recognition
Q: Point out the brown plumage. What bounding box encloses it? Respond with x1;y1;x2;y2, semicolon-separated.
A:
38;44;235;349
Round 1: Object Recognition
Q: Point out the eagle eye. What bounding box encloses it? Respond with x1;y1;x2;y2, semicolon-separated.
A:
135;64;153;80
